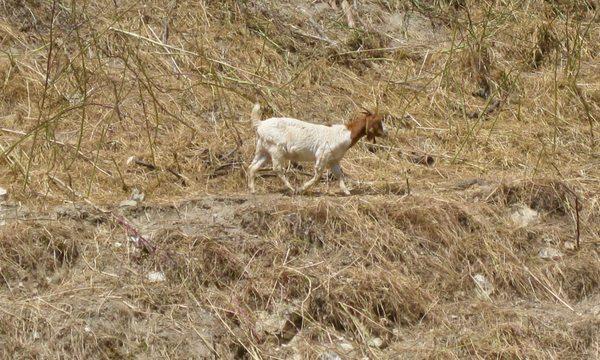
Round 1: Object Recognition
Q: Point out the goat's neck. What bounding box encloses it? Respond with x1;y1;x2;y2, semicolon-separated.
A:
346;116;368;147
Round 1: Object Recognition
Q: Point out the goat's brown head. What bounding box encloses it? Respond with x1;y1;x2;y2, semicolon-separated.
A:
347;109;387;147
364;111;386;141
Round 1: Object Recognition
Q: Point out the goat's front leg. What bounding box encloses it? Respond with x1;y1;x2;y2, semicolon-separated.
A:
248;154;269;193
298;156;327;194
331;163;350;195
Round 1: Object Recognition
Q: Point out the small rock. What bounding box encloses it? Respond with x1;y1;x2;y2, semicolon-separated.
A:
320;352;342;360
84;325;92;333
128;234;151;249
119;199;138;207
255;311;287;335
339;342;354;351
473;274;494;298
0;187;7;201
538;247;563;260
288;354;302;360
367;337;383;348
511;205;539;227
131;188;145;202
147;271;166;282
113;242;123;248
563;241;576;251
126;156;136;165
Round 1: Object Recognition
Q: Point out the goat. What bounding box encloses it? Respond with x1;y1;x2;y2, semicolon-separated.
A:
247;103;386;195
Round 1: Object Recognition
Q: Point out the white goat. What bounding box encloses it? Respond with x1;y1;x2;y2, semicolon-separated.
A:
247;103;386;195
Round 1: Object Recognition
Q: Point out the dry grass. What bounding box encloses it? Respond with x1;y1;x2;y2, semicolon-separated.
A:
1;0;599;358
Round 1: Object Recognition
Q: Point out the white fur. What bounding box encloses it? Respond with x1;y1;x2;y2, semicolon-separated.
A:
248;103;352;195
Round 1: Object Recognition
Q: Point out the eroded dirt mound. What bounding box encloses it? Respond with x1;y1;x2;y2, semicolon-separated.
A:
1;179;598;358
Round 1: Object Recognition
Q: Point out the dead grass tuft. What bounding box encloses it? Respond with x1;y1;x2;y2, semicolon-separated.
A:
0;222;82;287
492;179;579;215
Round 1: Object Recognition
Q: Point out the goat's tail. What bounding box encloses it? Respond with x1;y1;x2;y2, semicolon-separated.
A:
250;103;262;127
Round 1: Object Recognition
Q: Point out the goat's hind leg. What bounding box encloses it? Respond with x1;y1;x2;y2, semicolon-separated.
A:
248;153;269;193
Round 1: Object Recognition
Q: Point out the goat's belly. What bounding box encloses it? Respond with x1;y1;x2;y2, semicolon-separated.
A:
285;148;316;162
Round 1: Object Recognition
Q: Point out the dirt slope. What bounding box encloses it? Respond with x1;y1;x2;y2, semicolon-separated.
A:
1;177;599;358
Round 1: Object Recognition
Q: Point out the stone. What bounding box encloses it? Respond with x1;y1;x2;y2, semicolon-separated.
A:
119;199;138;208
473;274;494;298
538;247;563;260
320;352;342;360
126;156;136;165
128;235;140;245
368;337;384;348
147;271;166;282
563;241;576;251
255;303;299;342
339;342;354;351
255;311;287;335
0;187;7;201
131;188;145;202
511;205;539;227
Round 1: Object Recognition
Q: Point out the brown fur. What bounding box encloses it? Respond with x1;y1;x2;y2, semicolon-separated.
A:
345;110;385;147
